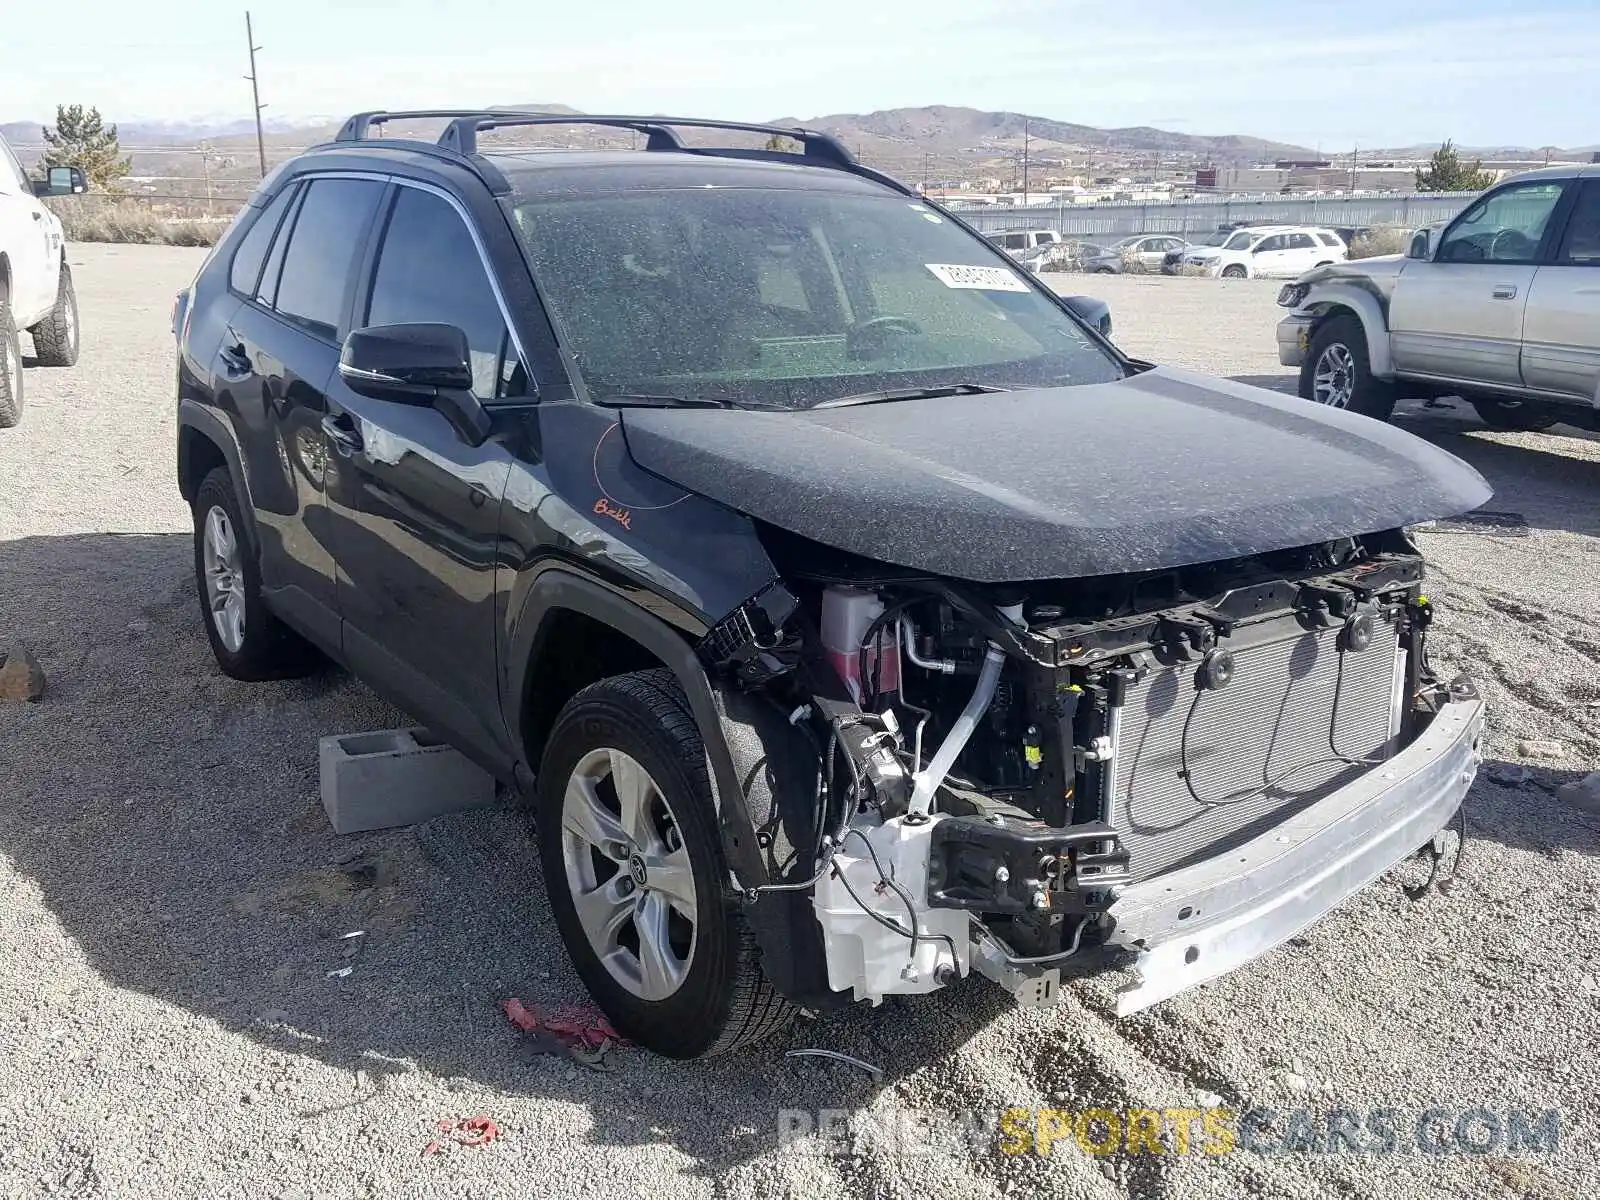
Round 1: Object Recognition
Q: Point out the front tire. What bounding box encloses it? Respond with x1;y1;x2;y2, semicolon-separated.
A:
538;670;793;1058
191;467;320;680
29;264;80;368
0;300;20;429
1221;264;1247;279
1469;397;1561;431
1300;314;1396;421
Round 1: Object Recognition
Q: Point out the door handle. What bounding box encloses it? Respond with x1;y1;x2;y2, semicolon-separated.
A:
1491;284;1518;299
320;412;364;456
218;329;252;378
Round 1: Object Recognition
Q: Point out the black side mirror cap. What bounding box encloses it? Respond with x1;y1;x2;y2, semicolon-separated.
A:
340;323;474;398
339;323;491;446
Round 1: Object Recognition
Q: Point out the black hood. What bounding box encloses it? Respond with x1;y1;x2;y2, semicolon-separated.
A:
619;367;1492;582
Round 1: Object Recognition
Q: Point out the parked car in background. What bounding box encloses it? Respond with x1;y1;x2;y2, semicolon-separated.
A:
0;135;84;428
984;228;1067;272
1179;226;1347;279
1082;233;1189;274
1278;165;1600;429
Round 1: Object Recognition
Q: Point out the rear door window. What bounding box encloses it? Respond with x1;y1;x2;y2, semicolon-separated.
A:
1316;231;1341;247
229;183;299;296
1555;180;1600;265
271;177;385;339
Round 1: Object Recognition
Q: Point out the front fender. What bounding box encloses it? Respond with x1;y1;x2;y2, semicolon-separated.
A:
504;568;769;892
1300;283;1395;379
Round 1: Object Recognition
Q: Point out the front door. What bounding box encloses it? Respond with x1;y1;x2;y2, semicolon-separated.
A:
1520;178;1600;401
1389;179;1568;388
324;182;529;767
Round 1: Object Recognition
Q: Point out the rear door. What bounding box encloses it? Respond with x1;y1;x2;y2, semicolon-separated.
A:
1388;179;1568;387
222;174;387;646
1520;178;1600;401
323;180;528;765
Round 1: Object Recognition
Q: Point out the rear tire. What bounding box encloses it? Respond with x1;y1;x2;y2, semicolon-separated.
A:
1221;264;1248;279
1300;314;1396;421
29;265;80;368
0;300;20;430
191;467;321;680
1469;397;1561;431
538;670;793;1058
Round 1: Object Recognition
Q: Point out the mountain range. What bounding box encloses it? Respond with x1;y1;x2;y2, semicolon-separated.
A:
2;106;1593;179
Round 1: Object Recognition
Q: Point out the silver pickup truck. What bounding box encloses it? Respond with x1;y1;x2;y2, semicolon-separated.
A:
1277;164;1600;431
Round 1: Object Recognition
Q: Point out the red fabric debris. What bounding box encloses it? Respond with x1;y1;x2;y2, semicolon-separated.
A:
501;998;627;1050
502;997;539;1033
423;1115;500;1156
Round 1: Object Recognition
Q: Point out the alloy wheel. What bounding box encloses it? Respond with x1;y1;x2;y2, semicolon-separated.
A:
1312;343;1356;408
202;505;246;653
559;747;698;1001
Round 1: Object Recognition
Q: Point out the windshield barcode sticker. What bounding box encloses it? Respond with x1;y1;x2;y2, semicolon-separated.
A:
925;263;1031;292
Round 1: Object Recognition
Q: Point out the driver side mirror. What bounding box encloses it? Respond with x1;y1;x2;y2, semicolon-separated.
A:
1407;229;1432;260
339;323;491;446
31;166;87;197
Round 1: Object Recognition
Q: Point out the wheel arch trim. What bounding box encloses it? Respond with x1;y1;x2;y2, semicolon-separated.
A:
506;568;769;893
1304;285;1395;379
177;399;260;556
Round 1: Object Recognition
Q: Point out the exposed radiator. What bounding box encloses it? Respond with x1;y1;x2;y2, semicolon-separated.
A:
1109;616;1404;882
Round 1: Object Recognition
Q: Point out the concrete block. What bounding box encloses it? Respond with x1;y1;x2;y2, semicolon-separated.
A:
319;727;495;834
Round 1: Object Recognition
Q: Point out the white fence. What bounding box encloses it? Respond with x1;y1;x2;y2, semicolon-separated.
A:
951;192;1481;238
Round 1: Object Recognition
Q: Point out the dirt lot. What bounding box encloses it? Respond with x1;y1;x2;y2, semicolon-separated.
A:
1;247;1597;1199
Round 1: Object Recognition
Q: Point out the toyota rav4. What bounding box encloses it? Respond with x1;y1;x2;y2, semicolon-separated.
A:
173;111;1490;1059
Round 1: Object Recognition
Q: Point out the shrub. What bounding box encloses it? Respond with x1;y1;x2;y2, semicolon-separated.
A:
43;198;223;247
1348;226;1410;260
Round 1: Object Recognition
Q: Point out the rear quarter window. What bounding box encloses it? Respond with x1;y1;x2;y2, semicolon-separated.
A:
229;184;299;296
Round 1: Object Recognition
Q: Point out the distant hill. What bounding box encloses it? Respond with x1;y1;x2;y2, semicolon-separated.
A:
770;106;1318;163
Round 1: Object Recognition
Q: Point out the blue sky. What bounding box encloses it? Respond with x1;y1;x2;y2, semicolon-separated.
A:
4;0;1597;149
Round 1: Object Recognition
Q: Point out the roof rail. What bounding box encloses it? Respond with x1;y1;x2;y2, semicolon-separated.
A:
332;109;916;195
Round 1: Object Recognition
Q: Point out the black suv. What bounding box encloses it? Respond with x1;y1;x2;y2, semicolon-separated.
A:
175;111;1491;1059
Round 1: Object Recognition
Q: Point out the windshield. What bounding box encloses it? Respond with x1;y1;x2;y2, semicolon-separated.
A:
1197;231;1232;247
508;187;1122;409
1226;230;1264;250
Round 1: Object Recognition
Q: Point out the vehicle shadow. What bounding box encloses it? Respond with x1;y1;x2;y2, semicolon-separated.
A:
0;531;1017;1178
1467;761;1600;863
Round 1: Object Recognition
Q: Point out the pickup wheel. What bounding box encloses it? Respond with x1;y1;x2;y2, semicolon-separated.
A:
0;300;20;430
191;467;321;680
538;670;793;1058
29;264;80;368
1301;314;1396;421
1220;264;1248;279
1468;397;1561;432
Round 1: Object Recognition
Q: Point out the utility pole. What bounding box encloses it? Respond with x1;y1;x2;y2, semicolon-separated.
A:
1349;143;1357;192
1022;117;1031;204
922;150;929;193
244;11;268;178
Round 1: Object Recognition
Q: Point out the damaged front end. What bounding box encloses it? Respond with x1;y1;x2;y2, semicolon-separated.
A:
696;526;1484;1015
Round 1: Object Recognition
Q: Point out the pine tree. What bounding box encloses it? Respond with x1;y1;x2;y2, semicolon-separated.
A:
41;105;132;191
1414;140;1494;193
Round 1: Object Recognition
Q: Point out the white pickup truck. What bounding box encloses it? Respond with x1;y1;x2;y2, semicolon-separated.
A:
0;134;84;428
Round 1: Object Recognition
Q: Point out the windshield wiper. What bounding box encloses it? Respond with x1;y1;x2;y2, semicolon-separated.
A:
592;393;731;409
808;383;1008;410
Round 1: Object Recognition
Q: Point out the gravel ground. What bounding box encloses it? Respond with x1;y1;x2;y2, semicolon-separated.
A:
0;247;1595;1199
